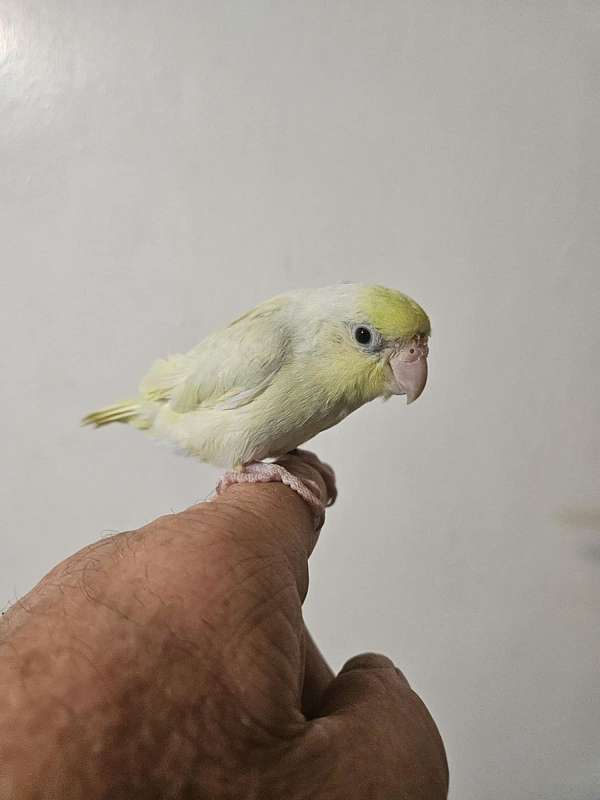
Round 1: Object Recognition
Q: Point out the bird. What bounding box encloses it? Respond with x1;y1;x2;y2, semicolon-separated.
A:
83;283;430;521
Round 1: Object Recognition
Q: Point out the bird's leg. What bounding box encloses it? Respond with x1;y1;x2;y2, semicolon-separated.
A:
215;451;336;529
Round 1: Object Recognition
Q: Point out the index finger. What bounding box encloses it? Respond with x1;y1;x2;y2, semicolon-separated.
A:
205;450;335;598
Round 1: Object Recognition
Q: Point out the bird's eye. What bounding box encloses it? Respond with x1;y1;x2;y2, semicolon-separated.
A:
354;326;372;345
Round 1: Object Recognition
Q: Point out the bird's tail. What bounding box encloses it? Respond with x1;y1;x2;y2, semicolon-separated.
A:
82;400;143;428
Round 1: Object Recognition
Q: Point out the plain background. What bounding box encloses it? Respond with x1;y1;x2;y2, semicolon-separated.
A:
1;1;599;797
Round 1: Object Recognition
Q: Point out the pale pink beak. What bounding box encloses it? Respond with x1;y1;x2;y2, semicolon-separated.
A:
389;335;429;404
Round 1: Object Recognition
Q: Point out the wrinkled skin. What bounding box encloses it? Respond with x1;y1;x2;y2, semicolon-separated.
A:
0;454;448;799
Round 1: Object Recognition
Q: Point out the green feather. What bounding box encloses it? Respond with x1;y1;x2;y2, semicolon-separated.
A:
359;285;431;341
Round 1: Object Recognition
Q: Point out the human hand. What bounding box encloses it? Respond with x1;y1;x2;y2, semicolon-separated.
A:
0;452;448;799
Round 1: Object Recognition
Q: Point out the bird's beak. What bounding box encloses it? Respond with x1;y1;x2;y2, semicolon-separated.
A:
389;335;429;404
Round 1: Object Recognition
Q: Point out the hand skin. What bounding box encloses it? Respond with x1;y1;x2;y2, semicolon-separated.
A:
0;454;448;799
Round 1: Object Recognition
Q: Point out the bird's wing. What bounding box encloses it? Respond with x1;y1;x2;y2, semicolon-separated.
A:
139;300;290;414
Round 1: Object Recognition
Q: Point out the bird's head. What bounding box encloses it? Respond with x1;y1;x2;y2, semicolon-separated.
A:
354;284;431;404
293;284;431;407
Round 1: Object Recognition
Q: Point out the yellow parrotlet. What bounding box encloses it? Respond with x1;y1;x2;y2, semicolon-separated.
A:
83;283;430;517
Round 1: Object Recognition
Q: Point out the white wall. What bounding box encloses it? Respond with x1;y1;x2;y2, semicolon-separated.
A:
1;2;599;797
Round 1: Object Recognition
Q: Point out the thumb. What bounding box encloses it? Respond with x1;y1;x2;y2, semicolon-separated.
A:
316;652;409;718
305;652;449;799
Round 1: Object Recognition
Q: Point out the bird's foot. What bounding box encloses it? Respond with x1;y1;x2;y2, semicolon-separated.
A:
286;448;337;507
216;451;336;529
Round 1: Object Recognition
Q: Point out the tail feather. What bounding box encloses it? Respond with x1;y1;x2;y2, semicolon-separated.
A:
82;400;141;428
